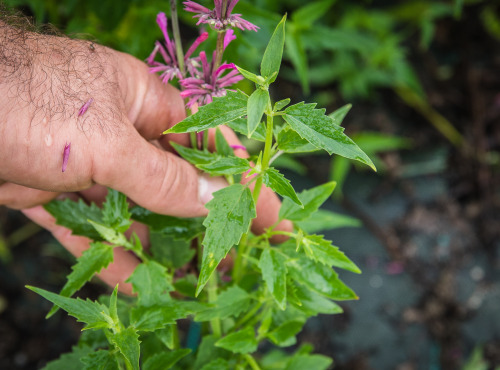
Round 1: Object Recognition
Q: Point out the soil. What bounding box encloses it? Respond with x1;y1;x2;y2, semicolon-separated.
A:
1;3;500;370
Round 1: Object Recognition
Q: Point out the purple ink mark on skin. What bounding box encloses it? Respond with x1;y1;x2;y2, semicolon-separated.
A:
62;142;71;172
78;98;93;117
230;144;246;151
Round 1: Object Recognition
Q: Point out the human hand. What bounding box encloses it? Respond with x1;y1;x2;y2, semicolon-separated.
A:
0;24;291;291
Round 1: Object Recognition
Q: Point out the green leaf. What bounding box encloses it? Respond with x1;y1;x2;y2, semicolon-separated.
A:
197;157;251;176
301;235;361;273
81;350;119;370
267;320;303;347
288;259;358;300
88;220;129;246
170;142;217;165
164;91;247;134
291;0;335;27
285;354;333;370
216;327;258;354
43;345;93;370
283;102;375;170
293;283;343;315
155;326;176;350
130;206;204;241
201;359;230;370
277;127;318;153
261;15;287;82
329;104;352;125
47;241;114;318
109;327;140;370
235;65;263;85
131;303;195;331
150;232;195;269
109;285;119;324
227;117;266;141
262;168;302;206
215;127;233;157
197;184;256;295
247;88;269;137
279;182;336;221
127;261;173;307
143;349;191;370
102;189;132;233
44;198;103;241
296;209;361;233
195;335;231;369
259;249;287;310
195;285;251;322
27;286;111;330
274;98;291;112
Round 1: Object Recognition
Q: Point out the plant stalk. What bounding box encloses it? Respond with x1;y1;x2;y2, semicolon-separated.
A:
207;273;222;338
170;0;185;75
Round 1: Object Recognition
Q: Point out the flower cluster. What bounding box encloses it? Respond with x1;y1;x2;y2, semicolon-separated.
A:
147;0;258;108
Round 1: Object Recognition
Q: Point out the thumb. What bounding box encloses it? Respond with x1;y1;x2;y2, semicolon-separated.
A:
91;126;226;217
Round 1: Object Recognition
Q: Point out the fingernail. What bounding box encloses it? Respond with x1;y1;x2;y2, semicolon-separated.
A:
198;173;227;204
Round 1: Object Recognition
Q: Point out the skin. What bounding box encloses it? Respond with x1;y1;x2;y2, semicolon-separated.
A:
0;24;291;294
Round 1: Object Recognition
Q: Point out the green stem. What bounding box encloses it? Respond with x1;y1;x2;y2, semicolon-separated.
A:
232;233;248;283
233;300;262;329
170;0;185;75
208;274;222;338
214;31;226;71
262;114;274;169
243;354;262;370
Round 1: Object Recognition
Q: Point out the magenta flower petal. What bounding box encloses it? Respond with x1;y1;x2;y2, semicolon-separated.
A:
230;144;246;151
185;32;209;59
78;98;93;117
62;142;71;172
223;29;236;50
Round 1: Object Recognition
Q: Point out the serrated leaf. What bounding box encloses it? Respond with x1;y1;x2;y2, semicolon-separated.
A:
109;327;140;370
171;142;217;165
150;232;195;269
227;117;266;141
143;349;191;370
43;345;93;370
247;89;269;137
259;249;287;310
261;15;286;82
44;198;103;241
288;259;358;300
47;241;114;318
130;206;204;241
197;185;256;295
164;90;247;134
277;127;318;153
102;189;132;233
131;303;191;331
127;261;173;307
81;350;119;370
279;182;336;221
285;354;333;370
301;235;361;273
292;283;343;316
202;359;230;370
197;157;251;176
329;104;352;125
274;98;291;112
262;168;302;206
283;103;375;170
195;285;251;322
295;209;361;233
27;286;111;330
88;220;129;246
215;327;258;354
267;320;303;347
215;127;233;156
195;335;231;369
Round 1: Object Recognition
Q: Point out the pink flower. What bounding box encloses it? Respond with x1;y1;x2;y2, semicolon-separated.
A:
179;54;243;107
62;142;71;173
147;13;208;83
184;0;259;32
78;98;93;117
